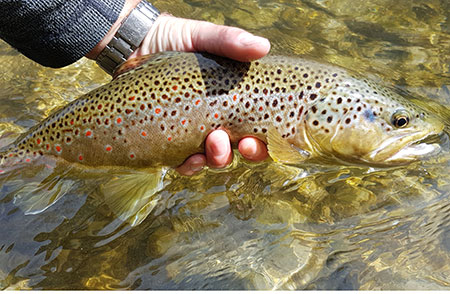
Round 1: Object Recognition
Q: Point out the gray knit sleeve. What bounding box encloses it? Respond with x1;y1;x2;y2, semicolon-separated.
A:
0;0;125;68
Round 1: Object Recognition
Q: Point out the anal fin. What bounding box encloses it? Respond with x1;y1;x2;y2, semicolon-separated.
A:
13;178;75;215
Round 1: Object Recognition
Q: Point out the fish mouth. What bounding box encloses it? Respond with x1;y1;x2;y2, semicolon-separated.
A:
367;128;446;164
384;134;443;162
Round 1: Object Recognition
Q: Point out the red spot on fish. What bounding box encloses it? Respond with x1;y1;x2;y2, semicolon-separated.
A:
70;119;74;125
78;155;84;161
36;138;41;145
168;137;172;142
116;117;123;125
214;113;219;119
200;125;205;131
25;158;31;163
140;104;145;111
55;145;62;153
181;119;186;125
105;145;112;152
129;96;135;101
258;106;263;111
0;170;4;174
155;108;161;114
195;100;201;106
172;86;178;91
233;95;237;101
129;153;135;159
46;144;51;151
8;153;13;157
85;130;93;137
98;104;103;110
141;130;147;137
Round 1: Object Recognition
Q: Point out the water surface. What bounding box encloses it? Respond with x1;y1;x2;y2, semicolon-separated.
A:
0;0;449;290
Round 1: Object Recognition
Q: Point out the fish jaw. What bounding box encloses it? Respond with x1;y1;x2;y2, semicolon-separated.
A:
364;117;445;164
322;111;445;166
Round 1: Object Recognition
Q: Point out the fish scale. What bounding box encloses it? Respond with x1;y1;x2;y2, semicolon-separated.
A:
0;52;443;171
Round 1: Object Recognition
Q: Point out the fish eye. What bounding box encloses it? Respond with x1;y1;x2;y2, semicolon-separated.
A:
391;110;410;128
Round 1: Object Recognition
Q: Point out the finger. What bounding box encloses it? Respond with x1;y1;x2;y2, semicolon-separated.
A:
191;22;271;62
238;137;269;161
175;153;206;176
136;15;270;62
205;129;233;168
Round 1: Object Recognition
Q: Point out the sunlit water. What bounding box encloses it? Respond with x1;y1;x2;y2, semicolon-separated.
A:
0;0;449;290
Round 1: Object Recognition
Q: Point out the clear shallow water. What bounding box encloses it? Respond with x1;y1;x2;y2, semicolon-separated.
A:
0;0;449;290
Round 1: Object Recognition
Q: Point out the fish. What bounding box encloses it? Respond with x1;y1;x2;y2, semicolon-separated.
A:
0;52;444;225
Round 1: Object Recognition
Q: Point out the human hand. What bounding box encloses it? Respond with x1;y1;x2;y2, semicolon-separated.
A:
87;7;271;176
133;15;270;175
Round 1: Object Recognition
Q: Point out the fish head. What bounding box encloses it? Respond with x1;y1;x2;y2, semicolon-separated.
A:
304;82;445;165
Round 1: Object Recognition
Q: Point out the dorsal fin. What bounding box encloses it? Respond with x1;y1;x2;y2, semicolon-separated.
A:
112;55;155;79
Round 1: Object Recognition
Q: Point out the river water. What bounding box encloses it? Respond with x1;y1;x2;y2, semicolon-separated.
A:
0;0;449;290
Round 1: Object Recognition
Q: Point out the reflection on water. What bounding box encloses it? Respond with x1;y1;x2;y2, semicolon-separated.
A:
0;0;449;290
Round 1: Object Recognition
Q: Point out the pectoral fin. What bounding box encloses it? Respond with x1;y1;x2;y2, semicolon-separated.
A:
100;168;167;226
267;128;310;164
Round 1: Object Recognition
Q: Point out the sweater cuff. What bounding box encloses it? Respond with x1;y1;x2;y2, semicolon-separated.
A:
0;0;126;68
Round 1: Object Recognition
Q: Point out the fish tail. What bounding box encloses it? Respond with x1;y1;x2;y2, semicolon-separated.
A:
0;147;39;174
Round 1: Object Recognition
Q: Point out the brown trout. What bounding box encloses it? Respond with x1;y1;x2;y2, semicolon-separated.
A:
0;52;444;224
0;52;443;170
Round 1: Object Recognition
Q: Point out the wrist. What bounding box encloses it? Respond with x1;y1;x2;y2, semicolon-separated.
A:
86;0;141;60
91;0;160;75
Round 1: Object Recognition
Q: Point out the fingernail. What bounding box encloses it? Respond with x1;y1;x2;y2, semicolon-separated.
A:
238;32;269;47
